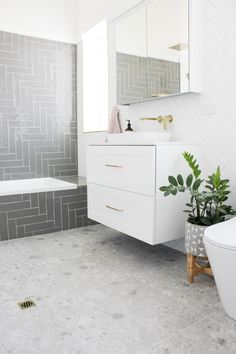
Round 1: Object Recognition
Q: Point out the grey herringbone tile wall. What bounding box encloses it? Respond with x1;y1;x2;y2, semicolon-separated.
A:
117;52;147;105
0;186;95;241
146;57;180;98
0;31;77;180
117;52;180;104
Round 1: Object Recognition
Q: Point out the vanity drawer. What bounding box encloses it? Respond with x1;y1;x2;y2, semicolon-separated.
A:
87;145;156;196
88;183;155;245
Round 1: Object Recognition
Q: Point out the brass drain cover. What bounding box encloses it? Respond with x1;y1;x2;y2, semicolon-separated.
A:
18;300;36;310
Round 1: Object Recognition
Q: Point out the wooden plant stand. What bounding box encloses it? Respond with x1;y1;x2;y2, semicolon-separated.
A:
187;253;213;284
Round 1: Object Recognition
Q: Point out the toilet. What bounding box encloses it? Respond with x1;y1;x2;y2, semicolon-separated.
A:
204;217;236;320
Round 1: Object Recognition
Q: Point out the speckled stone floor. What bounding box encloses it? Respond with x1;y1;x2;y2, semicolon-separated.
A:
0;224;235;354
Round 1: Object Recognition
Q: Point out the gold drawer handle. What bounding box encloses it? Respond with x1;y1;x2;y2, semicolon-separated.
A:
105;164;123;168
106;205;124;212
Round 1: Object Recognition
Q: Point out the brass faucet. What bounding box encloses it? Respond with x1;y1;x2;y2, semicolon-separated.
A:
140;115;174;130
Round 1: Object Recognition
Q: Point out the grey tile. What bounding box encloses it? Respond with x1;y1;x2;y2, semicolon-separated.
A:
30;193;39;208
62;204;69;230
0;212;8;240
0;186;90;241
69;210;76;229
117;52;180;104
146;310;236;354
68;201;87;210
0;195;22;203
25;220;55;233
7;218;17;239
0;200;30;212
7;208;38;219
46;192;54;220
39;193;46;214
16;214;48;226
0;31;77;181
16;225;25;238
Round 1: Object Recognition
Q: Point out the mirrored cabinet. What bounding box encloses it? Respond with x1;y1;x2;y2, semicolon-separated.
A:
108;0;202;105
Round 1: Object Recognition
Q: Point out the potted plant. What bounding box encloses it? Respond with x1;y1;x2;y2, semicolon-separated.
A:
159;152;236;282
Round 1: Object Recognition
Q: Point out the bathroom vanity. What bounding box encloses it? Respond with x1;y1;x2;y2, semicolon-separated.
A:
87;142;200;245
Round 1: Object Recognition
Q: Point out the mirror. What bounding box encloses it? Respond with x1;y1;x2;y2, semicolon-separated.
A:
110;0;190;105
115;6;147;105
147;0;189;98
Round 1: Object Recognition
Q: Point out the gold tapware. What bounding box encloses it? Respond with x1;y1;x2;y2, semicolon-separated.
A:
140;115;174;130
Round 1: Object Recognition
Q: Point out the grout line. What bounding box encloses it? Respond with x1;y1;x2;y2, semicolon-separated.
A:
139;308;223;353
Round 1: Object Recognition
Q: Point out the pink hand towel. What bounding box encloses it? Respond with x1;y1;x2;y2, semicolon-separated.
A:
107;106;122;134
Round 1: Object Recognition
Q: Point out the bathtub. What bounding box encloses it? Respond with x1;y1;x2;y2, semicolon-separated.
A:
0;177;94;241
0;177;77;196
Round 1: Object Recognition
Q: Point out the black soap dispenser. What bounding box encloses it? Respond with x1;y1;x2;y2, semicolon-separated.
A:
125;120;133;132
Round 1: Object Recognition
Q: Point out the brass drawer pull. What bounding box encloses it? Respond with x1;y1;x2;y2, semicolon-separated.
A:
105;164;123;168
106;205;124;212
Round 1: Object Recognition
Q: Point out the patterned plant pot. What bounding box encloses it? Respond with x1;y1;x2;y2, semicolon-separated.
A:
185;221;208;257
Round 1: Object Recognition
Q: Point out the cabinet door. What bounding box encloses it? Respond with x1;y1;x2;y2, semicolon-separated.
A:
115;6;147;104
87;145;156;196
88;183;156;245
147;0;189;97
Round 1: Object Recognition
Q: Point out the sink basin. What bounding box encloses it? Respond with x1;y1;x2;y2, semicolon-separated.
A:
106;132;171;143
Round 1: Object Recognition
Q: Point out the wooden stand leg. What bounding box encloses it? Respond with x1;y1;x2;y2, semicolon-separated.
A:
187;254;195;284
187;253;213;284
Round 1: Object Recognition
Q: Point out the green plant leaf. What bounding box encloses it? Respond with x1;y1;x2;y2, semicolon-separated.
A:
199;217;212;226
164;191;170;197
171;188;177;195
192;179;202;191
217;207;228;215
205;185;214;191
160;153;236;223
187;215;197;224
186;174;193;187
168;176;178;186
204;192;213;198
211;166;221;189
183;152;201;179
211;217;223;225
177;174;184;186
159;186;169;192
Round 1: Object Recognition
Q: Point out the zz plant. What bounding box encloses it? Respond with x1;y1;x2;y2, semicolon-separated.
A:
160;152;236;226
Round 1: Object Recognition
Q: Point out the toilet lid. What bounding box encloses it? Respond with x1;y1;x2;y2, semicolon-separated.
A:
204;217;236;250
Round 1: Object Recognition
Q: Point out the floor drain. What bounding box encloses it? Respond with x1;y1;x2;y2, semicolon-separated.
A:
18;300;36;310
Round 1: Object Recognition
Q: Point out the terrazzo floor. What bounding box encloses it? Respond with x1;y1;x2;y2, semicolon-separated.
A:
0;224;235;354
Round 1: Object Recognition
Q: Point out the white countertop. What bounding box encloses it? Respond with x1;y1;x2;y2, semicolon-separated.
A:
89;141;200;146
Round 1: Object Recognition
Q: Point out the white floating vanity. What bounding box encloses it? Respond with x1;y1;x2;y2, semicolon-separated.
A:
87;142;200;245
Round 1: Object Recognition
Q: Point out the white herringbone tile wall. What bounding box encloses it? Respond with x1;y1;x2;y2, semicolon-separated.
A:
120;0;236;207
